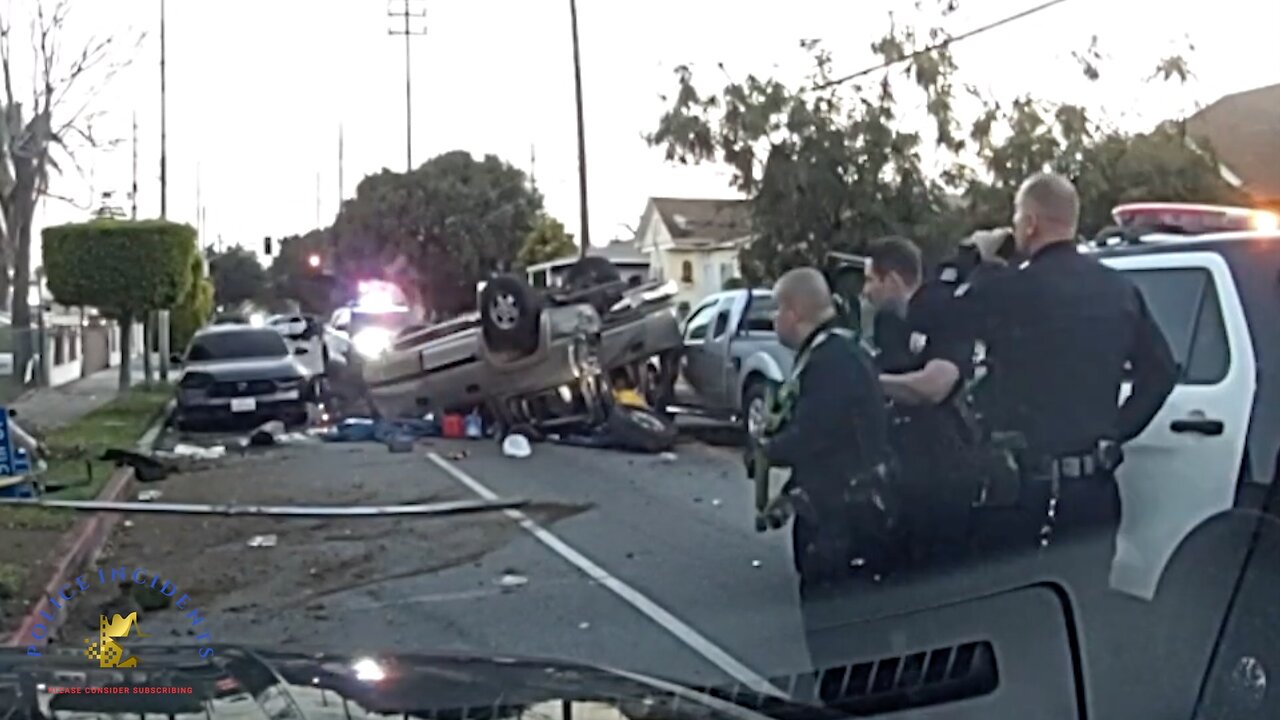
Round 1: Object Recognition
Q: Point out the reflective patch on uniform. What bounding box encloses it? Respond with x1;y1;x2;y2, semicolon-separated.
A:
954;282;972;297
1018;259;1031;270
973;340;987;364
909;332;928;354
939;267;958;283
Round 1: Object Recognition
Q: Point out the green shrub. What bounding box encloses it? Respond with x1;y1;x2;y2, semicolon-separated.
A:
42;220;196;317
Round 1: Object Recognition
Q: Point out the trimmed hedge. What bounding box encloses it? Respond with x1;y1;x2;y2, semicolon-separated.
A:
42;219;197;316
171;252;214;350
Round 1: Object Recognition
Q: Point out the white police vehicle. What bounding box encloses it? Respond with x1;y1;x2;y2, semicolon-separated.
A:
1082;203;1280;716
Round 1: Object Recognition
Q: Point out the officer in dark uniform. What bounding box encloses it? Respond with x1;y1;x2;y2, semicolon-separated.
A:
750;267;894;677
949;172;1178;597
862;237;978;570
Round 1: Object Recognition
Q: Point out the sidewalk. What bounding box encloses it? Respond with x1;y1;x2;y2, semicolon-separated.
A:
8;355;164;431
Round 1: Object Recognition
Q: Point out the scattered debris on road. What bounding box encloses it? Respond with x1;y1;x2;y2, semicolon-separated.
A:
171;443;227;460
246;533;279;548
102;448;177;482
659;451;678;462
496;572;528;588
501;433;532;458
0;495;527;517
446;450;469;461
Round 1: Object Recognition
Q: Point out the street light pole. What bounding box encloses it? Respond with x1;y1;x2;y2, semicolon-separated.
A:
569;0;591;257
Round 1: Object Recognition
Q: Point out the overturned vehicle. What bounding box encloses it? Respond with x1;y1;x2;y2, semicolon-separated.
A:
358;258;684;450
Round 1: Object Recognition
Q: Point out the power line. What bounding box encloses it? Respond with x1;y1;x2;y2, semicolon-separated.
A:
811;0;1071;92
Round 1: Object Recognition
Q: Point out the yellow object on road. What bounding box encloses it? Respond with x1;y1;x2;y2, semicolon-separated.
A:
613;388;648;409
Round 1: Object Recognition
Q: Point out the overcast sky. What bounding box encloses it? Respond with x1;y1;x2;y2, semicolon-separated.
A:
21;0;1280;265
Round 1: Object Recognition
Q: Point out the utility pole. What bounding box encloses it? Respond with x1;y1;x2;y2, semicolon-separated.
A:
569;0;591;256
387;0;427;173
159;0;168;219
131;113;139;220
338;124;345;207
530;144;537;193
195;163;202;243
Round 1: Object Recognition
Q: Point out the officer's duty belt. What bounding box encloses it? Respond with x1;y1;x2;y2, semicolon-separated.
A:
1025;445;1119;482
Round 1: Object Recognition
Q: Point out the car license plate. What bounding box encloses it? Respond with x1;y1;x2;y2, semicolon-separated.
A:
230;397;257;413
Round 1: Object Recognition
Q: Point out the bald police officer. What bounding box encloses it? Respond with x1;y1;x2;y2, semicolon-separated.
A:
950;172;1177;595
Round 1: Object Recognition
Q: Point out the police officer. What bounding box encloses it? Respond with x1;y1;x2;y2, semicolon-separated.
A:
950;172;1178;596
750;267;894;677
862;237;977;570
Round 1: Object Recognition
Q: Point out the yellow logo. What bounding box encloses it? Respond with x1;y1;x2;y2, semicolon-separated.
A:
83;613;150;668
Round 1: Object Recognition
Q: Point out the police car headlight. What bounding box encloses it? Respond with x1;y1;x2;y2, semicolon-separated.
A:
352;328;394;359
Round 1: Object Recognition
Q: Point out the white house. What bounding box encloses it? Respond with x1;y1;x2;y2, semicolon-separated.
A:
634;197;752;313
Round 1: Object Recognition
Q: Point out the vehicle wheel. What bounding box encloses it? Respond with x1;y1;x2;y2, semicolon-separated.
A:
480;274;543;355
604;404;677;453
742;378;776;437
564;257;624;316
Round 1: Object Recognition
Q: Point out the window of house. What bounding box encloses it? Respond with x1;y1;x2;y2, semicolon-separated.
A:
680;260;694;284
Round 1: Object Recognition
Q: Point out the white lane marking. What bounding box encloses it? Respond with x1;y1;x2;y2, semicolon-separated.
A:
427;451;786;699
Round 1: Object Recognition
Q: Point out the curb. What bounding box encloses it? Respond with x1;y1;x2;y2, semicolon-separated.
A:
4;407;170;648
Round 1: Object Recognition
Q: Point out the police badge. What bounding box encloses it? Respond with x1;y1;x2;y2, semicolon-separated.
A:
909;331;928;354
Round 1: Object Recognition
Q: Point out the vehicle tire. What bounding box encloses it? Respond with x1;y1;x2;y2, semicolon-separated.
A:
480;274;543;355
604;404;677;454
742;378;777;437
564;257;624;316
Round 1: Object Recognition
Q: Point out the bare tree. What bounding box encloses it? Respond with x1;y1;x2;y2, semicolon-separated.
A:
0;0;142;384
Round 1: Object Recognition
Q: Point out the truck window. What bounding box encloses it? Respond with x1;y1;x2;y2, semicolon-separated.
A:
1123;267;1230;385
684;302;718;341
742;296;777;332
712;311;731;338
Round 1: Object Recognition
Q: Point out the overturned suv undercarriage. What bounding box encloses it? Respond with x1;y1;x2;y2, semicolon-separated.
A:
359;258;683;452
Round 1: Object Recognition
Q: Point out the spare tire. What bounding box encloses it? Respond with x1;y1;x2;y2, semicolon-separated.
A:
480;274;543;355
604;404;677;454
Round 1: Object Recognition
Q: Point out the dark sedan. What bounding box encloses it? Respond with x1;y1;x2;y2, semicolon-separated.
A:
172;325;316;430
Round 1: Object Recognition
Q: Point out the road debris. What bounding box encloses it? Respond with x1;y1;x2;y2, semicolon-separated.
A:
101;448;176;483
496;573;528;588
246;533;279;548
446;450;469;461
170;443;227;460
658;451;678;462
136;489;163;502
501;434;532;459
0;495;527;517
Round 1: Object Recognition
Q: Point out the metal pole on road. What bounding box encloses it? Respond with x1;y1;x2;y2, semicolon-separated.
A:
388;0;427;173
569;0;591;257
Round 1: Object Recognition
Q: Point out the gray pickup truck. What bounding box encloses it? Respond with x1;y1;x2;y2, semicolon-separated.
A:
670;255;870;434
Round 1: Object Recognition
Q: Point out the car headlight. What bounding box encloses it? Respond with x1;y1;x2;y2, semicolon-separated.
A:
352;327;394;358
179;372;215;390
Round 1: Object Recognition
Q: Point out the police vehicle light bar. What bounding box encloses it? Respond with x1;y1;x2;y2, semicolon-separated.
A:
1111;203;1279;234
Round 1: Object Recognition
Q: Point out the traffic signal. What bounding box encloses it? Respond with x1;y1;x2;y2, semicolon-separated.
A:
263;236;274;256
307;253;321;269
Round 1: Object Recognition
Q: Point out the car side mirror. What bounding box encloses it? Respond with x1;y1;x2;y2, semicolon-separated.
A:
169;353;183;365
294;346;310;356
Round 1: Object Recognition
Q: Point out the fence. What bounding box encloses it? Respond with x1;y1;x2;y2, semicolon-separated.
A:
0;317;142;393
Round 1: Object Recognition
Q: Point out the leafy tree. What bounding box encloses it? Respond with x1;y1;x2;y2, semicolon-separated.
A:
208;246;269;306
649;4;1236;276
42;220;196;389
330;150;542;313
517;215;576;267
0;1;141;382
171;252;213;351
267;229;334;315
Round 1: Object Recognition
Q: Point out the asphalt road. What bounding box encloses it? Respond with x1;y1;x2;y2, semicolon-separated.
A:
60;433;810;692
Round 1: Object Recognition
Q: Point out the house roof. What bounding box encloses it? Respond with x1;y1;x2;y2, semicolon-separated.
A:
1186;83;1280;201
645;197;752;247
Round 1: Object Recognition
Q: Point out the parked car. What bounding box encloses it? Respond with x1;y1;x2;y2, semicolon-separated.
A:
171;325;317;431
361;261;682;444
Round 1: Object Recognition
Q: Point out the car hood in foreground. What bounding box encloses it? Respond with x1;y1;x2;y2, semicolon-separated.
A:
181;357;309;381
0;645;803;720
